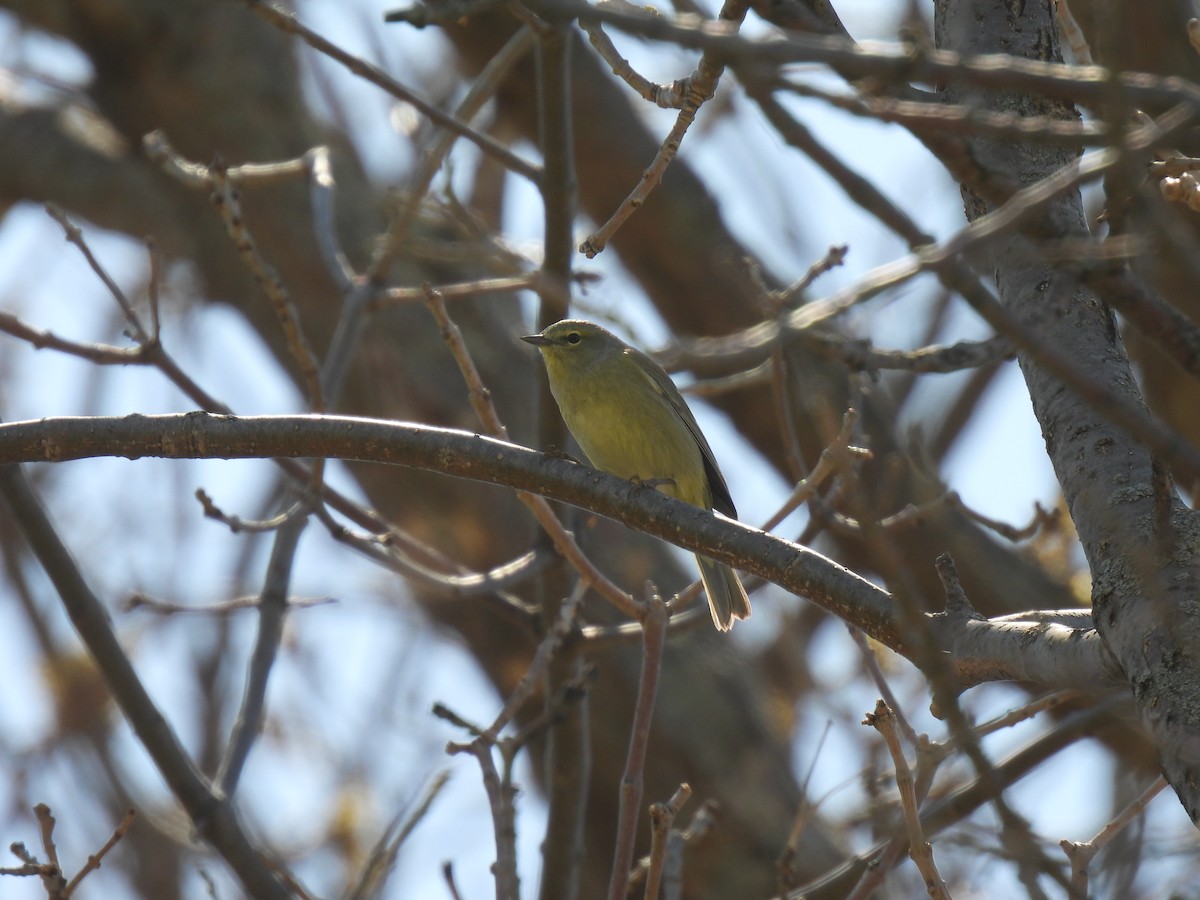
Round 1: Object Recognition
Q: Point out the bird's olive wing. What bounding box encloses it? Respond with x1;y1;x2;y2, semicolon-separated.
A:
624;347;738;518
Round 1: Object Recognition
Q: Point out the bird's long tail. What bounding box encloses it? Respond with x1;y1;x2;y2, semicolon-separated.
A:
695;554;751;631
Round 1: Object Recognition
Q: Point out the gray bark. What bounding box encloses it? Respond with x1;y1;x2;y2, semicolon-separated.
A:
936;0;1200;824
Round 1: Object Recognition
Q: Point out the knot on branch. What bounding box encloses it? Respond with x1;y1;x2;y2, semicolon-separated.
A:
932;553;985;622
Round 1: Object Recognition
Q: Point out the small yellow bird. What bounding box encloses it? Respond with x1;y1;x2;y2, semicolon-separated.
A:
523;319;751;631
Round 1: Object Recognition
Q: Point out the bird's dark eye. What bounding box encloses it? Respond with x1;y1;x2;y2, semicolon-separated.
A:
566;332;581;344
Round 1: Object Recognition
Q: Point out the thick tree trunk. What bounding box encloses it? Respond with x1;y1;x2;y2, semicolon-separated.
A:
935;0;1200;824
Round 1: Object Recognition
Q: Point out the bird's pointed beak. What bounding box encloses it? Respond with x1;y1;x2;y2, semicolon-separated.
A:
522;333;550;347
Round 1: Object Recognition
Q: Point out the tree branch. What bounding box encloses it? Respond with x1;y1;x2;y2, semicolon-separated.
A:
0;463;292;899
0;412;1123;692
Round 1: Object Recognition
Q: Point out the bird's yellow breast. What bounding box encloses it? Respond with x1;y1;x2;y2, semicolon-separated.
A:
543;354;712;509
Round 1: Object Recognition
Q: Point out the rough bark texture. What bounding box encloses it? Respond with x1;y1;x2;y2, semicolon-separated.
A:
935;0;1200;824
1063;0;1200;492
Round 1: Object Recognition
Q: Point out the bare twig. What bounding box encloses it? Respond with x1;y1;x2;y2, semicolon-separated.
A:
523;0;1200;118
580;0;750;257
786;110;1189;334
62;807;137;897
345;771;453;900
33;804;67;897
425;287;642;618
644;784;692;900
932;556;1068;896
44;205;146;332
123;591;335;615
851;628;917;747
529;40;591;898
0;466;292;898
195;487;301;534
372;25;537;280
209;159;325;412
1059;777;1168;897
442;861;465;900
876;492;1059;543
374;274;542;308
581;17;688;109
143;131;312;186
0;311;148;364
1149;156;1200;178
532;28;592;890
143;135;329;412
864;701;950;899
803;331;1014;375
445;730;521;900
245;0;540;184
607;594;668;900
946;690;1083;757
768;244;850;311
772;77;1110;147
759;407;866;533
384;0;506;27
215;514;305;796
628;798;719;896
810;699;1125;898
311;503;548;610
777;721;832;892
1055;0;1093;65
481;581;586;742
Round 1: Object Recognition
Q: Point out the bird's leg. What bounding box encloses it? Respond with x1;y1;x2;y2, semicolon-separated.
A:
630;475;677;492
543;444;583;465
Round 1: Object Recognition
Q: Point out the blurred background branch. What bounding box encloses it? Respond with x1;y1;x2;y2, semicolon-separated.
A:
2;0;1199;897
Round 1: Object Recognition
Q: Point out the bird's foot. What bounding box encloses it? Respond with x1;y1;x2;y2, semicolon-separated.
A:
631;476;676;492
543;444;583;464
